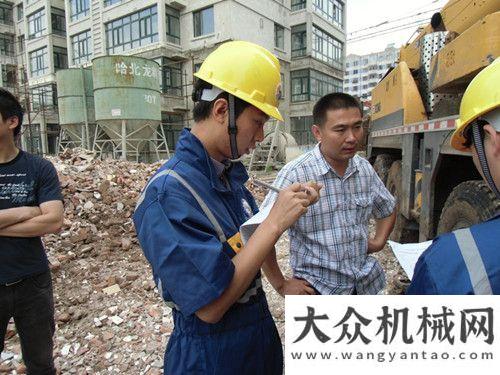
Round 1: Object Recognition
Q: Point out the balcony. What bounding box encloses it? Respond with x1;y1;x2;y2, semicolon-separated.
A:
167;1;187;10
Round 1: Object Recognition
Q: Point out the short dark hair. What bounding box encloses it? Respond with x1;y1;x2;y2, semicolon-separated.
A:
192;78;251;122
0;88;24;137
313;92;362;126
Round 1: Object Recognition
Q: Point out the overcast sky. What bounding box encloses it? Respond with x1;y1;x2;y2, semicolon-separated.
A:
346;0;449;55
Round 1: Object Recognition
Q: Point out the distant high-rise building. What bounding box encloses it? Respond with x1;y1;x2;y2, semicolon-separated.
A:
343;43;398;112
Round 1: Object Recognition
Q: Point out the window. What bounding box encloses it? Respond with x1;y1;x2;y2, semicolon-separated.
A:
51;7;66;36
159;57;182;96
0;2;13;25
193;7;214;37
53;46;68;71
104;0;121;7
291;69;342;102
290;116;315;145
71;30;92;65
29;47;48;77
27;124;42;154
291;0;306;11
291;69;309;102
274;23;284;50
27;8;46;39
17;3;23;21
18;35;24;53
279;72;285;100
0;34;14;56
291;24;306;58
105;5;158;54
312;25;343;69
165;6;180;44
1;64;16;88
313;0;343;29
161;112;184;151
310;69;342;99
70;0;90;22
193;62;202;72
30;84;57;109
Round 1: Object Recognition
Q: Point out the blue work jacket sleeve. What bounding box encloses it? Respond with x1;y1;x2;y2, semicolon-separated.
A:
135;193;235;316
406;248;438;295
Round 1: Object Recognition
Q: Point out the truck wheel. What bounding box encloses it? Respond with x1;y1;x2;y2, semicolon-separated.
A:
386;160;418;243
373;154;394;185
437;180;500;234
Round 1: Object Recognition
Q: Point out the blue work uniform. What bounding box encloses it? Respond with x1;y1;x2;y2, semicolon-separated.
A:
407;214;500;294
133;129;283;374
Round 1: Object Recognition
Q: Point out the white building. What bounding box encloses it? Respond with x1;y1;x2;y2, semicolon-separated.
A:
343;43;398;112
1;0;347;154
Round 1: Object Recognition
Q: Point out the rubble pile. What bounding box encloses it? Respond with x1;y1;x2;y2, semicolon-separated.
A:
1;149;407;374
2;149;167;375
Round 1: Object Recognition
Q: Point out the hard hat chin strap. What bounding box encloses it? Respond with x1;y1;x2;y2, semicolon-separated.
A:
228;94;239;160
472;122;500;199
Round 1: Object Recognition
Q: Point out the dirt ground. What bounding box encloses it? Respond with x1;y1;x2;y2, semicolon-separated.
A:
1;151;408;374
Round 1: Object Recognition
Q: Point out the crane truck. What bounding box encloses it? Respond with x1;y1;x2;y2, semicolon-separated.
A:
367;0;500;243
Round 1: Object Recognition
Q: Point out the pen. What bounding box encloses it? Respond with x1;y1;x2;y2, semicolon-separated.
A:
250;178;281;193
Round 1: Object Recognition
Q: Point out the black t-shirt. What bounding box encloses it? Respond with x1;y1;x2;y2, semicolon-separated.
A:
0;150;63;284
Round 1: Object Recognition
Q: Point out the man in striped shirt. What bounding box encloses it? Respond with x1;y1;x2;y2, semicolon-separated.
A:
262;93;396;295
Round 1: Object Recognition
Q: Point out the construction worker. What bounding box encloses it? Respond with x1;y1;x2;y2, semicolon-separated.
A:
0;88;64;373
133;41;319;374
407;58;500;294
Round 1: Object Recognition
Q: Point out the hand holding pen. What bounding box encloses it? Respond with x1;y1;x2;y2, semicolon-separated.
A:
250;177;322;205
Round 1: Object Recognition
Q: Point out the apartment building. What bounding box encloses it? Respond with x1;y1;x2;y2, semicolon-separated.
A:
343;43;398;112
288;0;345;145
0;0;67;154
1;0;347;154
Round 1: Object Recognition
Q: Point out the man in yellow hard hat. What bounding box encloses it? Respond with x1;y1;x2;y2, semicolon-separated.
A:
407;58;500;294
133;41;319;374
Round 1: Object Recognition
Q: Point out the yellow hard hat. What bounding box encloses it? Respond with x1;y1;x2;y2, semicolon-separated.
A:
451;58;500;151
194;40;283;122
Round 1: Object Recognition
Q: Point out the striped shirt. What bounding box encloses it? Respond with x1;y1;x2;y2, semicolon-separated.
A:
262;143;396;295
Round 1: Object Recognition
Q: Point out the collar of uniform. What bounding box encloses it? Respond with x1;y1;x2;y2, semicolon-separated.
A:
175;128;249;192
211;157;226;178
312;143;359;178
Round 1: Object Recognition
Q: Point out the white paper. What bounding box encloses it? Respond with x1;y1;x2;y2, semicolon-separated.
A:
388;240;433;280
240;203;273;245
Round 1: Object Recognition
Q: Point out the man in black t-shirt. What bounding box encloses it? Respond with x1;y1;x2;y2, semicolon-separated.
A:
0;89;63;374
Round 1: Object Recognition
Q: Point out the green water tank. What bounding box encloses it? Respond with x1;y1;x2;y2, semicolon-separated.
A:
93;55;160;121
56;68;95;125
